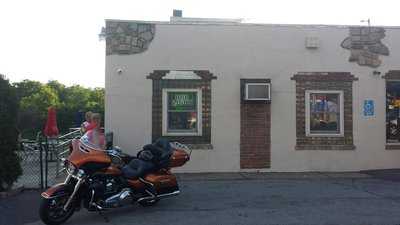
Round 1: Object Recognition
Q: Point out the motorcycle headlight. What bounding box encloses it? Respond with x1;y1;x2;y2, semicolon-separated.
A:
65;161;77;176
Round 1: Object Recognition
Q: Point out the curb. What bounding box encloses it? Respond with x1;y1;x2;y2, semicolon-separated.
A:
175;172;373;181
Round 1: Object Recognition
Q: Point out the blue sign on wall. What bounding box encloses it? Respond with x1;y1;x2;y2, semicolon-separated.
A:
363;100;374;117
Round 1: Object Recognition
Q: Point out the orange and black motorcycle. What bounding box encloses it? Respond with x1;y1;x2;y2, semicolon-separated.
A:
39;135;190;225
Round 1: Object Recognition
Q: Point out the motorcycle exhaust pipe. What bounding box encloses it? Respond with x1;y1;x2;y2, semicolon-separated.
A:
137;190;180;203
104;189;132;208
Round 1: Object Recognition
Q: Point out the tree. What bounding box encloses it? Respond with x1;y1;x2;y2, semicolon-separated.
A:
46;80;67;102
20;85;60;116
18;85;60;138
13;79;105;138
13;79;42;101
0;75;22;191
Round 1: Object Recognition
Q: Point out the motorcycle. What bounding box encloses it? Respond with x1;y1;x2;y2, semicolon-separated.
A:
39;135;190;225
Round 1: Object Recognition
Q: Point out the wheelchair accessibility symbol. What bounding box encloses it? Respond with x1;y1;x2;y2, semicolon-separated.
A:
363;100;374;117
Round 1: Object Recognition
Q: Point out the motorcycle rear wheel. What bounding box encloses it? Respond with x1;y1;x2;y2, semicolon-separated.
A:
39;195;75;225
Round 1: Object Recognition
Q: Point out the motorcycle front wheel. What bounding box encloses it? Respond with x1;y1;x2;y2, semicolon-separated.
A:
39;195;75;225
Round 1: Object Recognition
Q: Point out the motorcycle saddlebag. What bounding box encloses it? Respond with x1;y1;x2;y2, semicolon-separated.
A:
169;149;190;168
144;171;179;195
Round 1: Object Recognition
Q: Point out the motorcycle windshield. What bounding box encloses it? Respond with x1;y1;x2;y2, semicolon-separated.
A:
79;131;104;151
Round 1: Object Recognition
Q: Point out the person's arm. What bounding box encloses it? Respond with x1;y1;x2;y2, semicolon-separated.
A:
100;134;106;150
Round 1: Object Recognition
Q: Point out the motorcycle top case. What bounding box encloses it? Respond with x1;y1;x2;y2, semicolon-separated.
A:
144;171;179;194
169;149;190;168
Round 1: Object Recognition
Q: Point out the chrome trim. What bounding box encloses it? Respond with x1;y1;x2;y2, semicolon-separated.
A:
158;190;180;198
104;188;132;207
89;189;95;207
119;189;131;200
137;190;180;203
41;192;69;199
64;174;72;184
139;177;154;187
63;178;84;211
65;165;85;180
65;161;78;177
91;202;103;211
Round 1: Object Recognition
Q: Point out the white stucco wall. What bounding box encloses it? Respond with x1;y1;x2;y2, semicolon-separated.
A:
106;22;400;172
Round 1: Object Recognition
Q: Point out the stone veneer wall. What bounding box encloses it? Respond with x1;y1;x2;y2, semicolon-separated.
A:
341;27;389;67
147;70;216;149
291;72;358;150
105;21;155;55
240;79;271;169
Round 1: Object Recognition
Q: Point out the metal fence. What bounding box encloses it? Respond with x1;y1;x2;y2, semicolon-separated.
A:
16;129;81;189
16;139;42;189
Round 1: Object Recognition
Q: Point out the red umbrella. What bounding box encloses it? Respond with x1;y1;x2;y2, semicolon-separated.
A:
44;106;59;137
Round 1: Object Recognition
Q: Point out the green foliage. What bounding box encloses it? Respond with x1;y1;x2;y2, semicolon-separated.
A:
13;80;105;138
20;85;60;115
13;79;42;101
0;75;22;191
46;80;67;102
18;85;60;138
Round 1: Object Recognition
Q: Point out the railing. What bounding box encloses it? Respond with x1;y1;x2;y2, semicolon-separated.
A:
54;128;81;176
17;129;82;189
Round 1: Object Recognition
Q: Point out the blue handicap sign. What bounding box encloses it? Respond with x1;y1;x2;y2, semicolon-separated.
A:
363;100;374;117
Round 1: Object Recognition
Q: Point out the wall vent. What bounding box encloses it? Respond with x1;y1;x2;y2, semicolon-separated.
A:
305;37;320;49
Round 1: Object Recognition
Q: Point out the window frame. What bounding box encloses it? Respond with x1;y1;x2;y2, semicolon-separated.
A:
162;88;203;136
385;80;400;145
305;90;344;137
245;83;271;101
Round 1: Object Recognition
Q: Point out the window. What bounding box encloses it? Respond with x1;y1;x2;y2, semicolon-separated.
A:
148;70;215;147
292;72;357;150
386;81;400;143
305;90;344;136
162;89;202;136
245;83;271;100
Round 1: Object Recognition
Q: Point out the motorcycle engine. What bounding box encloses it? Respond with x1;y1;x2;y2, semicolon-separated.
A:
86;175;122;208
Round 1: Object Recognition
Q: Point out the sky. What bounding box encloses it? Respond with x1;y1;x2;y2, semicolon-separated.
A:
1;0;399;88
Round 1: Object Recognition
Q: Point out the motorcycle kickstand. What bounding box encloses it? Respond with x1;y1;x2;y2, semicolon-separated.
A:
97;207;110;223
92;203;110;223
89;190;110;223
98;209;110;223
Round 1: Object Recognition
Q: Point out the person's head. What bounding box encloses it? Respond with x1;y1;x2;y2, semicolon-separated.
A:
91;113;102;129
85;111;93;122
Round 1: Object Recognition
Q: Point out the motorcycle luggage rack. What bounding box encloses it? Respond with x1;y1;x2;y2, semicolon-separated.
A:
170;142;192;157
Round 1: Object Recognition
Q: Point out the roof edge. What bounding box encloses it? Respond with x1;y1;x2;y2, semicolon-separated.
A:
104;19;400;29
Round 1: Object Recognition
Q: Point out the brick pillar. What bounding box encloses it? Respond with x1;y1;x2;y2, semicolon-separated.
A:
240;103;271;169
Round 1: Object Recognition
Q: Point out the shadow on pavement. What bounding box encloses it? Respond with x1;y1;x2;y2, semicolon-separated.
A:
0;189;41;225
361;169;400;182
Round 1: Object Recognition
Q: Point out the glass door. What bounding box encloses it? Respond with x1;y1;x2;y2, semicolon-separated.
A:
386;81;400;143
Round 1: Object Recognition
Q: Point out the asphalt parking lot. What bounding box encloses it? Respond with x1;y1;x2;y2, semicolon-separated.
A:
3;172;400;225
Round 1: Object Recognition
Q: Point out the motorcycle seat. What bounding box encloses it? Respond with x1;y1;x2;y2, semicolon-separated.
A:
121;138;172;179
121;158;155;179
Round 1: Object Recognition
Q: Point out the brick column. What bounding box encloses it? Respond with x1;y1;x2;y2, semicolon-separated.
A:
240;79;271;169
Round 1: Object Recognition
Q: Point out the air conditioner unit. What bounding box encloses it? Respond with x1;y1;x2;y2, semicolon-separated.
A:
245;83;271;101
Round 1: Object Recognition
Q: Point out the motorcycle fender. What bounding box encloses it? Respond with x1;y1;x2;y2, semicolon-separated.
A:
41;183;71;199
